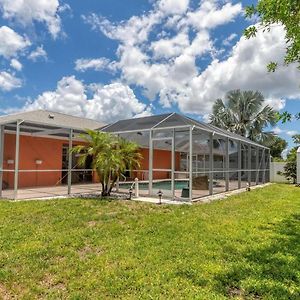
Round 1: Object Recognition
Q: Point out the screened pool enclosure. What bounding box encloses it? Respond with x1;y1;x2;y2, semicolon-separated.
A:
102;113;270;201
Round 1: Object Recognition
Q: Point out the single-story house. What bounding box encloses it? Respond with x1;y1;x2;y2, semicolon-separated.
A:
0;110;270;200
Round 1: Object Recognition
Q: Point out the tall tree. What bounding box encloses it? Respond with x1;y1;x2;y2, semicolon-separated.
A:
278;111;300;123
72;130;142;196
279;134;299;183
244;0;300;71
292;134;300;145
269;136;288;159
209;90;278;145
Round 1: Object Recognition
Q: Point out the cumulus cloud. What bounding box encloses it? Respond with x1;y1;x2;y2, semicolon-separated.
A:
180;1;242;30
273;127;298;137
0;0;64;38
182;26;300;114
222;33;238;46
0;71;22;91
158;0;190;15
286;130;298;136
22;76;152;123
265;98;286;111
83;11;163;46
75;58;116;72
0;26;30;58
151;31;190;59
273;126;283;134
10;58;22;71
84;0;299;116
28;46;47;61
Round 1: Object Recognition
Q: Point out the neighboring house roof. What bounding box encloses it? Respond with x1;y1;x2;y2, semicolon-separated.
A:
0;110;105;131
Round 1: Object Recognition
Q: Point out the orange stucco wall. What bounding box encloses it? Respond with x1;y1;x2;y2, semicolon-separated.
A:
135;148;181;180
2;133;181;188
91;148;181;181
3;133;67;188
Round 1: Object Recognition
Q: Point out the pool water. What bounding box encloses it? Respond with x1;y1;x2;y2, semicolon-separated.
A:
119;180;189;190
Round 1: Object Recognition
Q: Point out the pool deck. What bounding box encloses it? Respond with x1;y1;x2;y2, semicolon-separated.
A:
0;180;268;203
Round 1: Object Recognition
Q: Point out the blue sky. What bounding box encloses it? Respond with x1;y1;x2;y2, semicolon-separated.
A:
0;0;299;150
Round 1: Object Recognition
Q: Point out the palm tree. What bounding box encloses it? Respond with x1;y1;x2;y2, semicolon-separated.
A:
72;130;142;196
209;90;277;145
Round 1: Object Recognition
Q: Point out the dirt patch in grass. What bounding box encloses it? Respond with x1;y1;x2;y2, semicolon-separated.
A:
87;220;97;227
228;287;244;298
0;284;12;300
78;245;104;259
40;274;67;292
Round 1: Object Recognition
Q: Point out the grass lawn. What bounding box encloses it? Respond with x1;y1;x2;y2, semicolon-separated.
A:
0;184;300;299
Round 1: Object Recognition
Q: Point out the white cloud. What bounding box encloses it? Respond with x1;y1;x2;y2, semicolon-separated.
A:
75;58;116;72
286;130;298;136
28;46;47;61
178;1;242;30
273;126;283;134
80;1;300;120
21;76;152;123
0;26;30;58
0;71;22;91
158;0;189;15
265;98;286;111
273;127;298;137
95;15;299;114
83;11;163;46
151;31;190;59
223;33;238;46
82;0;248;111
10;58;22;71
0;0;63;38
182;25;300;114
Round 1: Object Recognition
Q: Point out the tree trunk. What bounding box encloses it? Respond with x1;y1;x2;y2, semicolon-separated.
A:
108;175;118;194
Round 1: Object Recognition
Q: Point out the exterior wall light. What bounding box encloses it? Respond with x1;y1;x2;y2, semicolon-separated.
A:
157;189;163;204
35;160;43;165
246;183;251;192
7;159;14;165
128;187;133;200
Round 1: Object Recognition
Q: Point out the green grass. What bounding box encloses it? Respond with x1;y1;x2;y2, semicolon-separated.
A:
0;184;300;299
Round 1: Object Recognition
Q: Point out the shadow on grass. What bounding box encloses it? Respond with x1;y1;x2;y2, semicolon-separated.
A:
215;214;300;299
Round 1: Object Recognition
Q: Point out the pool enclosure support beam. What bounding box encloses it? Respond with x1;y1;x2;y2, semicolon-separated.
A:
255;146;259;185
238;141;241;189
171;129;175;200
68;129;73;195
14;120;22;200
149;130;153;195
297;147;300;184
209;132;213;195
189;126;193;201
266;149;270;182
262;148;266;184
0;125;4;197
225;137;229;191
248;144;252;186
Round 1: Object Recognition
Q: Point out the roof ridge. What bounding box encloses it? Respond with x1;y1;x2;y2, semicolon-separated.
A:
0;109;103;124
33;109;103;124
112;112;174;124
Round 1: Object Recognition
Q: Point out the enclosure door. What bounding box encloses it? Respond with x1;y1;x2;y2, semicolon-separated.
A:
150;136;175;199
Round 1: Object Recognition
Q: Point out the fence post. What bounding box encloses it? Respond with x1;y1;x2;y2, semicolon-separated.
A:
297;147;300;184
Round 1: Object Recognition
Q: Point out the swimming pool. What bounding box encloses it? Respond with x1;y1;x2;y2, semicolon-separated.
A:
119;180;189;191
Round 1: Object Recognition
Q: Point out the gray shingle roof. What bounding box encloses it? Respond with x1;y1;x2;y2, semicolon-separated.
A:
0;110;105;130
102;112;268;149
